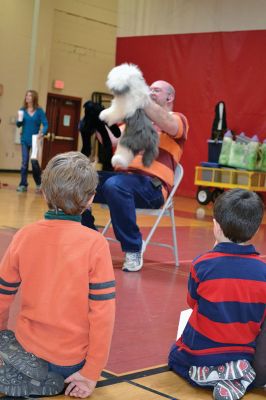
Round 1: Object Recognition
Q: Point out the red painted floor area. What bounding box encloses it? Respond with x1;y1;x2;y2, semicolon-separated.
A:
1;223;266;376
107;263;189;374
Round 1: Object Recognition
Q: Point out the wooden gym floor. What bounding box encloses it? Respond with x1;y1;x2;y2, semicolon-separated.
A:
0;172;265;399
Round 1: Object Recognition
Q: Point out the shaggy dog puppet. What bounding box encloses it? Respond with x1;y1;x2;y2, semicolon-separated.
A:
79;101;121;170
99;63;158;168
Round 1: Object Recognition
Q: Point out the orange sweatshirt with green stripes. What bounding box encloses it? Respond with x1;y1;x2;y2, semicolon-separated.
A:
0;216;115;381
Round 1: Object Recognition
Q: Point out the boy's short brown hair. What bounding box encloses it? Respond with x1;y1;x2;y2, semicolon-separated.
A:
213;188;264;243
42;151;98;215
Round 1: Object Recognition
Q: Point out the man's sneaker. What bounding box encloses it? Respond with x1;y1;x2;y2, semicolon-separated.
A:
35;185;42;193
16;185;27;192
122;241;145;272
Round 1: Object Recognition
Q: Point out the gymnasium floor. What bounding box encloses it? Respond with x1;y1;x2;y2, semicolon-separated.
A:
0;172;265;399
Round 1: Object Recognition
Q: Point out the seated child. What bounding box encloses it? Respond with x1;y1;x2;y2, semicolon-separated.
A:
168;189;266;400
0;151;115;398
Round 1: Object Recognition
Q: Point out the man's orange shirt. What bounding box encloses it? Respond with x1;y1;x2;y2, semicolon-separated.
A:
128;112;188;199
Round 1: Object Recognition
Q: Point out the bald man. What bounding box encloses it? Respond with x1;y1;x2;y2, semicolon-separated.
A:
82;80;188;272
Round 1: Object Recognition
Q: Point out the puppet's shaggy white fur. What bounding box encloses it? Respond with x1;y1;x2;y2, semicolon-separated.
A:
99;64;158;168
99;63;151;126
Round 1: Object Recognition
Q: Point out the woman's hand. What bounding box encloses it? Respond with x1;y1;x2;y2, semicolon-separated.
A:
37;131;43;140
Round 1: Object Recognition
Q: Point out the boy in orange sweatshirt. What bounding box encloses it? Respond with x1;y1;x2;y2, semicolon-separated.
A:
0;151;115;398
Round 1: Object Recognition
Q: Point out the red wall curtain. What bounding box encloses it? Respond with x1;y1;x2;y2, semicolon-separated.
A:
116;30;266;197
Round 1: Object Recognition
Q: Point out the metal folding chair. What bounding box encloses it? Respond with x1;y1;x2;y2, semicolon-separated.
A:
101;164;184;267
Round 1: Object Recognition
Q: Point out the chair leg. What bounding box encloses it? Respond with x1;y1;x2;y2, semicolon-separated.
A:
102;218;112;236
144;211;164;249
102;205;179;267
170;207;179;267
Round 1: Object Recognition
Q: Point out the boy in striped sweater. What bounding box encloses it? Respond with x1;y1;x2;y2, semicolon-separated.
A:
0;152;115;398
169;189;265;400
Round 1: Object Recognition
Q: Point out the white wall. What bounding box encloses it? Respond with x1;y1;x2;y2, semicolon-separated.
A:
0;0;117;169
117;0;266;37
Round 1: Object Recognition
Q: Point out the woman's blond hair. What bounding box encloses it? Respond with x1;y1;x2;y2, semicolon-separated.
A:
42;152;98;215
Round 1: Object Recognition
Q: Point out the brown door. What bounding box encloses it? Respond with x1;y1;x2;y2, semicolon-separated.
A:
42;93;82;168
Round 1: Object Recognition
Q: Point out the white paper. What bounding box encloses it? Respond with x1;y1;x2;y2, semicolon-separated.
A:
63;115;71;126
14;127;21;144
176;308;193;340
31;135;39;159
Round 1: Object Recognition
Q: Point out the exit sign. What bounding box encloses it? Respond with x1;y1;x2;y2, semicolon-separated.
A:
53;80;64;89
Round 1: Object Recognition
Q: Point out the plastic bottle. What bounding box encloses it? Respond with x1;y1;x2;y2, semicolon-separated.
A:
238;132;246;142
227;132;247;169
260;139;266;172
246;135;260;170
218;130;232;165
229;140;245;169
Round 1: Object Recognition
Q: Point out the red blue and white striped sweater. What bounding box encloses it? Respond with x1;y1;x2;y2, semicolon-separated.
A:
176;242;266;365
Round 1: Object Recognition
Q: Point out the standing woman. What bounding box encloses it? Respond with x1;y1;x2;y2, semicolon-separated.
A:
16;90;48;192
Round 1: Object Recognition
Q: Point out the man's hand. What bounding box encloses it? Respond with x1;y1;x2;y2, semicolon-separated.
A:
64;371;97;398
144;102;178;137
